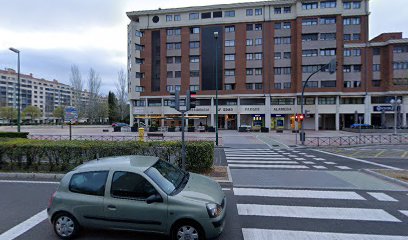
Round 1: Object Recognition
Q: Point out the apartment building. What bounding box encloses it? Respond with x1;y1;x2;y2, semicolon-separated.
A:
127;0;408;130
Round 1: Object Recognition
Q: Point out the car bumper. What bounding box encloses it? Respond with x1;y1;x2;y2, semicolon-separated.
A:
202;197;227;239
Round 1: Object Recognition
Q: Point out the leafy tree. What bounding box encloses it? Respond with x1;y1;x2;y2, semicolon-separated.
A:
0;107;17;123
22;106;42;123
86;68;102;123
108;91;119;123
53;106;65;124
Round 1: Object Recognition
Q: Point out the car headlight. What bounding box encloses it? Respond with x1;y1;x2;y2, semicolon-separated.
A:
206;203;222;218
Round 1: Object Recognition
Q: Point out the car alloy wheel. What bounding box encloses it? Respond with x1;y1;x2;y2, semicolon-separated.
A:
176;225;199;240
54;215;76;238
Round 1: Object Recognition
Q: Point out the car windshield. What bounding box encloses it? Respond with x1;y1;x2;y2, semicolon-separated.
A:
145;160;186;195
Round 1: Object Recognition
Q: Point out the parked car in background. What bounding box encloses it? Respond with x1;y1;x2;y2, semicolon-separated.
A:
111;122;129;127
47;156;226;240
350;123;373;129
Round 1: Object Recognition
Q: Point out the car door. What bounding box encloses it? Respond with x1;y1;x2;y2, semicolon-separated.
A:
104;171;168;233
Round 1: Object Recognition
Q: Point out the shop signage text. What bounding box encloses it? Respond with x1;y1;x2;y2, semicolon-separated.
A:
373;106;394;112
272;107;292;112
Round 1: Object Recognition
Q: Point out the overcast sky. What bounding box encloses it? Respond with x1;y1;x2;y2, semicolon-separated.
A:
0;0;405;94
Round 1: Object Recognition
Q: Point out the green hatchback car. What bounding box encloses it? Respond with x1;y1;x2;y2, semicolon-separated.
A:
47;155;226;240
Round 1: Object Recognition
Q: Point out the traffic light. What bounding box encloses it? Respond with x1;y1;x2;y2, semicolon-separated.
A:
299;114;305;122
186;90;197;110
170;90;180;111
295;114;299;122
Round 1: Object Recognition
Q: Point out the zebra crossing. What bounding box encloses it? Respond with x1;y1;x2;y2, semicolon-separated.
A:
225;148;351;170
233;187;408;240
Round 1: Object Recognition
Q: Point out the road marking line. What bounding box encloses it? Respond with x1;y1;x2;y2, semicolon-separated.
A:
302;161;315;164
313;165;328;169
298;153;307;155
255;135;290;149
288;155;298;157
0;180;59;184
399;210;408;217
368;192;398;202
313;158;326;161
313;149;403;170
295;158;305;160
349;151;361;157
0;209;47;240
233;188;366;200
237;204;400;222
226;157;291;160
336;166;352;170
228;164;309;169
305;155;316;157
401;151;408;158
222;188;231;191
224;148;273;151
374;150;386;158
242;229;408;240
292;151;300;153
324;162;337;165
228;160;299;164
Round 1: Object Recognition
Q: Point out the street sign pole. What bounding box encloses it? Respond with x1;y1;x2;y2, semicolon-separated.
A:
181;111;186;170
69;121;72;141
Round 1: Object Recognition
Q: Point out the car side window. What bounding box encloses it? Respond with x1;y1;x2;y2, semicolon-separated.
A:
111;171;157;200
69;171;108;196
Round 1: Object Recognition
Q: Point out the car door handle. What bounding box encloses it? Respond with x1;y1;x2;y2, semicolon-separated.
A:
107;205;117;211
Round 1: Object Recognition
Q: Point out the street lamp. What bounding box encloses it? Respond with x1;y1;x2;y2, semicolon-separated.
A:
9;47;21;133
214;31;219;146
300;58;337;145
390;98;402;135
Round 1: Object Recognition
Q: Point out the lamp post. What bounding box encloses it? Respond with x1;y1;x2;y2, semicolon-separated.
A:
9;47;21;133
300;58;336;145
390;98;402;135
214;31;219;146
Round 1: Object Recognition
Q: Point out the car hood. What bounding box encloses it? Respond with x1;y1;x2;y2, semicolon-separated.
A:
178;173;224;204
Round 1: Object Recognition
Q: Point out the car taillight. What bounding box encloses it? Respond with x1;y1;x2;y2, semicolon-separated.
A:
48;192;56;208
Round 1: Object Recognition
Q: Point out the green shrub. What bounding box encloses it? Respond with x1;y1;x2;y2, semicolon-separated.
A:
0;132;29;138
0;139;213;173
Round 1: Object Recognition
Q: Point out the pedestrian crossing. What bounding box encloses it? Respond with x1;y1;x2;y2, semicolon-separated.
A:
233;187;408;240
225;148;351;170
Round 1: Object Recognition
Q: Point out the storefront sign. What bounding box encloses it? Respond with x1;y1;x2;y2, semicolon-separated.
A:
133;107;146;114
373;106;394;112
271;114;286;117
272;107;292;112
239;106;265;113
189;107;211;113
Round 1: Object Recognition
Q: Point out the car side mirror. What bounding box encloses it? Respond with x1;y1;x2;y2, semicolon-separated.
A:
146;194;163;204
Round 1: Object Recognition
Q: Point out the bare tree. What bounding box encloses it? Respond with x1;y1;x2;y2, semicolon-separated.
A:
115;69;129;121
86;68;102;123
69;65;84;115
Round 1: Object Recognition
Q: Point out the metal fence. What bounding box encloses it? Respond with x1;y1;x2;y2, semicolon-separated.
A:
305;134;408;147
28;134;219;143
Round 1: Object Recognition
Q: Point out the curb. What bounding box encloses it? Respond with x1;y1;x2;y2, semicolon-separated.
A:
361;169;408;188
0;172;65;181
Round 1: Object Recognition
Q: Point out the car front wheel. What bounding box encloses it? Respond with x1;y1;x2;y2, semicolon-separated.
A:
172;221;204;240
53;213;79;239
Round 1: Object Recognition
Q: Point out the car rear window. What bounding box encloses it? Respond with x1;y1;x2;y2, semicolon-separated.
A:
69;171;108;196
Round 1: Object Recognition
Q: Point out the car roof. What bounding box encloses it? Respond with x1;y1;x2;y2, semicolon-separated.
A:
74;155;159;172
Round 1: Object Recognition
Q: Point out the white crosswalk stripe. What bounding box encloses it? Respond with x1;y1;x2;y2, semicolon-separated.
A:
368;192;399;202
228;164;309;169
227;160;299;164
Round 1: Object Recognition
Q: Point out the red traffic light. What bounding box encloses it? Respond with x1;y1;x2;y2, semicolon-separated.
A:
299;114;304;121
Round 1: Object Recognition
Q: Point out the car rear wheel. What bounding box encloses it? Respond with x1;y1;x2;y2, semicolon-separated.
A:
53;213;79;239
172;221;204;240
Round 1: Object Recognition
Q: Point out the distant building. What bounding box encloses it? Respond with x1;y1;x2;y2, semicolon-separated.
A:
127;0;408;130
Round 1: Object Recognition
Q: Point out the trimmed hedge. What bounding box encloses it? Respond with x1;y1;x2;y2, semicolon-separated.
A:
0;132;29;138
0;139;214;173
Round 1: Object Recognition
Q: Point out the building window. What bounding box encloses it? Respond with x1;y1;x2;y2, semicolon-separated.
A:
246;24;253;31
321;81;336;88
167;71;173;78
274;7;282;14
283;22;291;29
343;2;351;9
283;82;291;89
320;1;336;8
344;17;361;25
246;9;253;16
135;72;145;79
255;68;262;75
372;80;381;87
255;8;263;15
135;58;145;64
393;78;408;86
175;85;181;91
225;69;235;76
190;55;200;63
274;83;282;89
302;33;318;41
225;54;235;61
352;33;361;40
354;81;361;88
274;22;281;30
284;52;291;59
320;17;336;25
272;98;295;105
255;24;262;31
135;44;144;51
190;70;200;77
255;38;262;45
344;49;361;57
353;65;362;72
353;1;361;9
344;34;351;41
275;37;291;45
302;2;318;10
302;65;320;73
189;41;200;49
284;6;291;13
225;26;235;32
166;85;174;92
255;53;263;60
225;40;235;47
255;83;263;89
189;85;200;91
174;71;181;78
302;18;318;26
213;11;222;18
302;49;318;57
246;53;253;61
190;27;200;34
318;97;336;104
246;68;254;75
135;86;144;92
174;42;181;49
274;67;291;75
175;57;181;63
373;64;381;72
246;39;253;46
166;15;173;22
225;10;235;17
303;81;318;88
189;13;199;20
224;84;235;90
274;52;281;60
201;12;211;19
320;33;336;41
320;48;336;56
135;30;144;37
341;97;365;104
393;45;408;53
343;65;352;72
393;62;408;70
246;83;253;90
174;15;181;21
